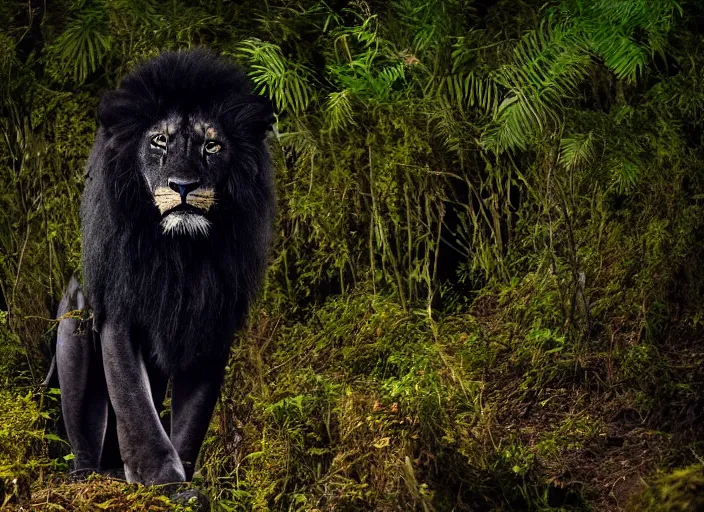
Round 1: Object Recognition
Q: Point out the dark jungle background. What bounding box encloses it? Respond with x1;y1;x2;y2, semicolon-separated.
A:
2;0;704;510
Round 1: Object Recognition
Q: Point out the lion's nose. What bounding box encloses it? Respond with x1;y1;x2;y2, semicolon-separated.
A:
168;178;200;202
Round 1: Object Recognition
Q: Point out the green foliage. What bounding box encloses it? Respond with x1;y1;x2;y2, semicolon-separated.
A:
45;3;112;84
0;390;49;507
0;312;28;386
237;39;315;115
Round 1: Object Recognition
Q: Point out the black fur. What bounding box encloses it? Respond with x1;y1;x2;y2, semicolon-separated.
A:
82;49;275;373
55;50;275;484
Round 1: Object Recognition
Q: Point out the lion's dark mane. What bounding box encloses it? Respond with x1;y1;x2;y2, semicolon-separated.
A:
81;50;275;373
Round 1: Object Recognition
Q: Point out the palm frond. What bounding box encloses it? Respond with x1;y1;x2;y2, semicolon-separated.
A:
49;3;112;84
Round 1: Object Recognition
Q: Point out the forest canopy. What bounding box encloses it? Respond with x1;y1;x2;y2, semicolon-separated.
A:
2;0;704;510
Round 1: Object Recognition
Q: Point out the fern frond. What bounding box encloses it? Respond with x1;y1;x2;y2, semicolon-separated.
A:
237;39;315;115
277;118;319;161
559;133;595;171
323;90;356;134
610;159;642;193
433;71;499;115
481;23;592;153
590;28;646;82
572;0;682;81
425;97;467;155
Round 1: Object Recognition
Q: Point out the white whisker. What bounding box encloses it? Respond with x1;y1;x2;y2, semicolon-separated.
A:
161;213;211;237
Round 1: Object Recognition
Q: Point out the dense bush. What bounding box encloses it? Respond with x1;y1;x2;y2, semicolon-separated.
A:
3;0;704;510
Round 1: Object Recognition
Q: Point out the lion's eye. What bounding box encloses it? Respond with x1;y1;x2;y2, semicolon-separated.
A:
204;141;221;154
151;134;167;149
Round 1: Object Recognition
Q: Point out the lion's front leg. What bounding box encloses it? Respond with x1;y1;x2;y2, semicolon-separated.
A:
100;321;186;485
171;363;226;480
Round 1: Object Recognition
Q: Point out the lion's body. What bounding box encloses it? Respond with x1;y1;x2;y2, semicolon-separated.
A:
55;50;275;484
82;128;266;371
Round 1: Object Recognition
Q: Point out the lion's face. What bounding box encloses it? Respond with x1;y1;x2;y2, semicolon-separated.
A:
139;114;231;237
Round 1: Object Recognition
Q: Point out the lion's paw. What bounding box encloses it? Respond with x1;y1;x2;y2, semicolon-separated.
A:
170;487;210;512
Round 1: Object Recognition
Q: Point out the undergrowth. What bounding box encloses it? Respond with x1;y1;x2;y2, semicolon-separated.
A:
0;389;48;507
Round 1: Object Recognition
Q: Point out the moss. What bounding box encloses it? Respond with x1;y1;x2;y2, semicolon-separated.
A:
629;465;704;512
16;475;196;511
0;390;49;506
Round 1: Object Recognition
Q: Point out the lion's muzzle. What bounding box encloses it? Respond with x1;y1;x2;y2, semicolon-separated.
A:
153;185;216;215
153;183;216;236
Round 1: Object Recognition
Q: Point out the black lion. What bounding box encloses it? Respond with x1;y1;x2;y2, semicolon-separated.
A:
54;49;275;485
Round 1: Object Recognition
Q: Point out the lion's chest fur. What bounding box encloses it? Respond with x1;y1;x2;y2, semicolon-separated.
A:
80;111;274;374
131;232;245;371
83;201;254;373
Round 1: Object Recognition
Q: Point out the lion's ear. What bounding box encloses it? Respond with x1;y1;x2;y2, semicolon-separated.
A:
97;91;121;130
98;90;144;133
226;94;275;141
